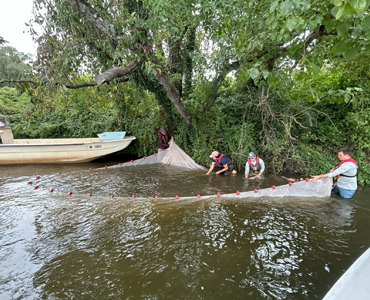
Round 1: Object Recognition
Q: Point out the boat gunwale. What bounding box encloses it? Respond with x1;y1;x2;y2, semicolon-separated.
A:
0;136;136;147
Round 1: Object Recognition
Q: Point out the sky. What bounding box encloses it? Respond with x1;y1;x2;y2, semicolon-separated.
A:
0;0;37;56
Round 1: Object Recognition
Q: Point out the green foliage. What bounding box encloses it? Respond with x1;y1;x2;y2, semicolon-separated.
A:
0;80;165;157
28;0;370;125
289;55;370;184
0;46;32;87
0;87;30;137
3;0;368;186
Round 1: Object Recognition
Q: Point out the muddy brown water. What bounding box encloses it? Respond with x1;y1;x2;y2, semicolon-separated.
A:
1;162;369;299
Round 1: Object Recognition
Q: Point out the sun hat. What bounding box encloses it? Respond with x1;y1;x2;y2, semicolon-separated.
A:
160;127;166;133
210;151;219;158
248;152;256;159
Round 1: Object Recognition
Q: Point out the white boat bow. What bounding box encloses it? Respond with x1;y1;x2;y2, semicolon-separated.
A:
0;115;136;165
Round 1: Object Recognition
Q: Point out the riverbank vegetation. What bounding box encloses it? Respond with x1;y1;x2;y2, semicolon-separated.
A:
1;0;369;185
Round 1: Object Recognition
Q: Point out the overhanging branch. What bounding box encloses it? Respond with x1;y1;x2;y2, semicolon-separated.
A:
267;25;335;71
203;61;240;112
65;82;96;89
95;60;142;85
155;71;191;125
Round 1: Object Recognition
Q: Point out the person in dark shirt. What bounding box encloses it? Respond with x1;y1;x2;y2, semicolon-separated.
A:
158;128;172;152
206;151;237;175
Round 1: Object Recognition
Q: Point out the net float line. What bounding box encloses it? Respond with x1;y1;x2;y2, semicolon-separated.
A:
26;142;315;193
154;178;332;200
23;140;331;199
25;177;333;200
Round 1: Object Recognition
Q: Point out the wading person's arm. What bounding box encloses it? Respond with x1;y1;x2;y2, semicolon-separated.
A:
245;162;250;178
207;162;215;175
312;174;329;182
216;164;229;175
312;163;351;182
256;159;265;178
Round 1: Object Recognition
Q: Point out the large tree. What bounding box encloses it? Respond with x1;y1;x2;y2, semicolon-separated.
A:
28;0;370;125
0;46;32;88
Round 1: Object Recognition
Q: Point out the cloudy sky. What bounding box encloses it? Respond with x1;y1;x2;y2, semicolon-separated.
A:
0;0;37;55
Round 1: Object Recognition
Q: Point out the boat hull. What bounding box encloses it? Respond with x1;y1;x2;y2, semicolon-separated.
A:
323;247;370;300
0;136;136;165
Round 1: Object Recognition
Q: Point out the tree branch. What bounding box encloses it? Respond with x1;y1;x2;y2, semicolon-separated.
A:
268;25;335;71
52;0;193;125
291;25;336;69
267;47;288;71
65;83;97;89
64;0;121;41
95;60;142;85
155;71;191;125
203;61;240;111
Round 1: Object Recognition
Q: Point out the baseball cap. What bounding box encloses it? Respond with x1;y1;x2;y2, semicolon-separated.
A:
209;151;219;158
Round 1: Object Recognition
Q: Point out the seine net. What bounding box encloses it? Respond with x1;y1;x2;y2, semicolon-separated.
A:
120;140;207;170
166;178;333;200
118;140;333;199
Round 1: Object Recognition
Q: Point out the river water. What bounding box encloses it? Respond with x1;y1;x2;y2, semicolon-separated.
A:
1;162;369;299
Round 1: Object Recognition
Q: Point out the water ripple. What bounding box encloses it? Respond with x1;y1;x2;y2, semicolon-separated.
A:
0;164;369;299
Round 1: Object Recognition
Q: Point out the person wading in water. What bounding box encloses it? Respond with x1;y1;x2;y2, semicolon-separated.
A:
312;148;358;199
157;128;172;152
207;151;237;176
245;152;265;179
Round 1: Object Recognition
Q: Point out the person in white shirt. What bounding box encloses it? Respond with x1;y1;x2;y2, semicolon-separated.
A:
312;148;357;199
245;152;265;178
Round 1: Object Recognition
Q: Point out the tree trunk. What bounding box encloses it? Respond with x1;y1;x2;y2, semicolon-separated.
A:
156;72;191;125
184;27;196;99
204;61;240;111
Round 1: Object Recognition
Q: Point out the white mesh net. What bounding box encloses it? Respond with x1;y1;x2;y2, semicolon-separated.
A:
117;140;333;198
166;178;333;200
120;140;207;170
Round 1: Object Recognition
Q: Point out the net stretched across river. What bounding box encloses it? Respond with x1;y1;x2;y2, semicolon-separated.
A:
115;141;333;199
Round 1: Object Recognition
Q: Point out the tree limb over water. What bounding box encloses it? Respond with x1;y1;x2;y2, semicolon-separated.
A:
18;0;370;128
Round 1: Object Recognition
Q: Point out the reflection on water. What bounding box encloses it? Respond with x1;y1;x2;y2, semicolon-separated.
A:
1;163;369;299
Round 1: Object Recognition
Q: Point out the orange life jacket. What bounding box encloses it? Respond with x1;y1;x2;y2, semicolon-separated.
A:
336;158;357;178
215;154;225;167
247;157;261;173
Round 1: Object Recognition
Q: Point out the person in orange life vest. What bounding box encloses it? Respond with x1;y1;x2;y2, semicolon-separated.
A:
312;148;358;199
157;128;172;152
245;152;265;178
206;151;237;176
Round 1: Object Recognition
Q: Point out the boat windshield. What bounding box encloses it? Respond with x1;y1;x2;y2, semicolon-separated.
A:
0;115;10;128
